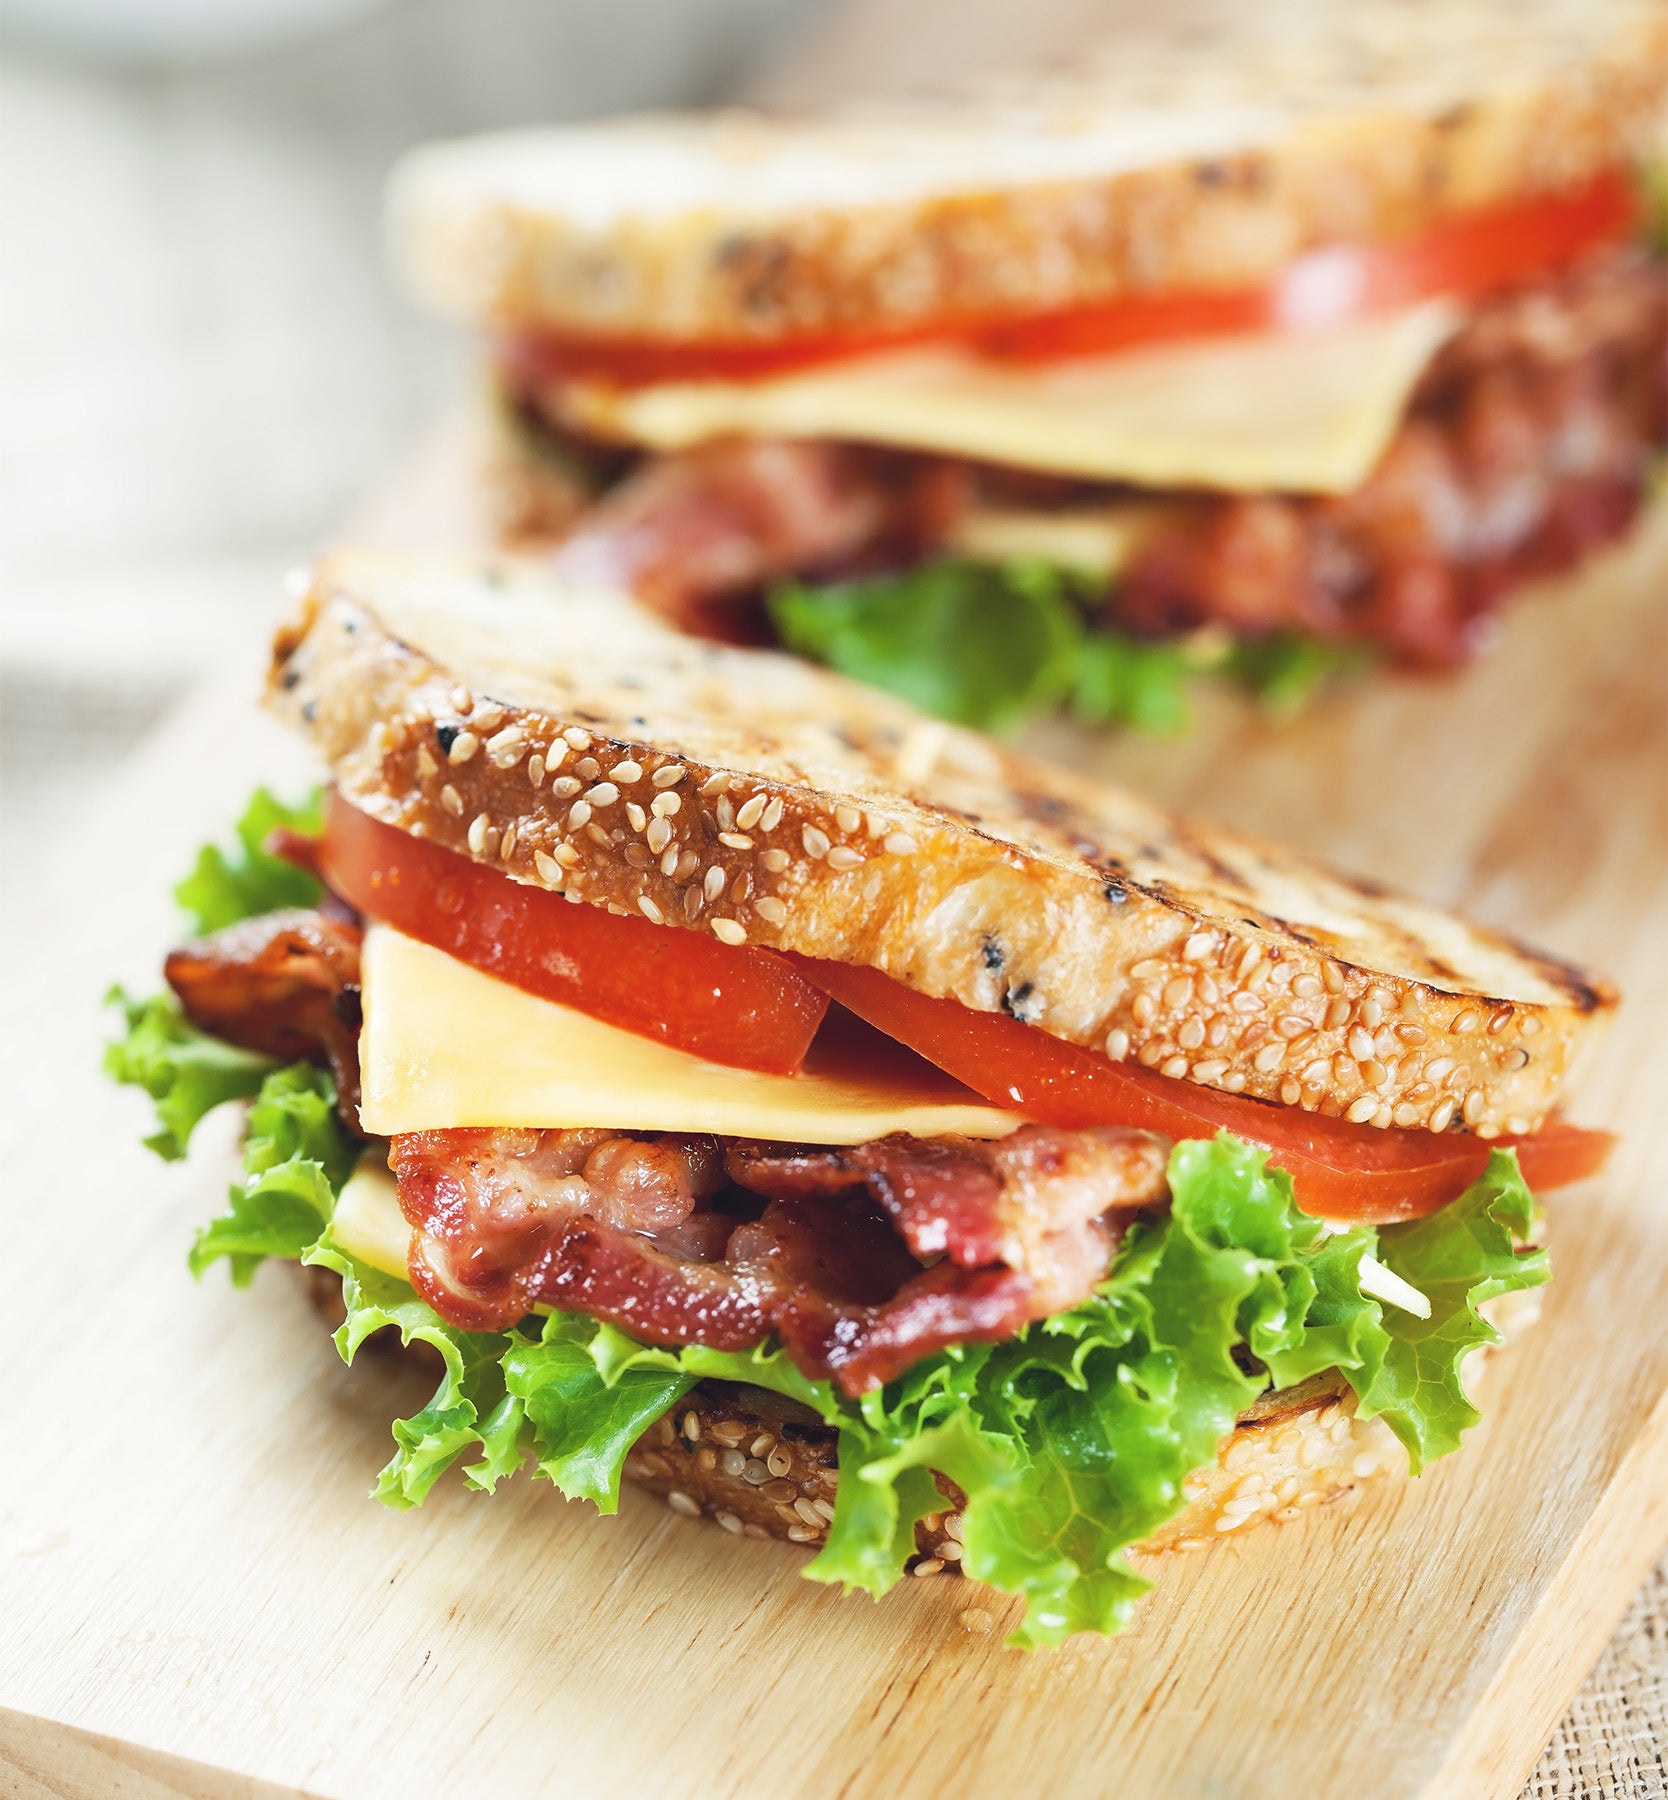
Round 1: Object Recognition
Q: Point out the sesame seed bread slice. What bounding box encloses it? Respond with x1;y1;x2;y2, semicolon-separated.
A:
389;0;1668;344
270;552;1612;1140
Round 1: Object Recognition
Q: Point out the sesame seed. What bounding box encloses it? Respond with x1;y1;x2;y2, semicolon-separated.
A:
1346;1095;1379;1123
703;865;726;902
1137;1042;1165;1067
1163;976;1193;1009
1361;1059;1389;1088
1463;1088;1486;1125
1504;1047;1529;1071
1277;1014;1308;1039
1508;1116;1532;1136
1396;1024;1427;1045
562;727;590;751
585;824;611;849
638;897;664;925
1359;996;1384;1030
1178;1019;1205;1050
499;823;517;861
1424;1057;1455;1082
760;797;784;832
1280;1078;1301;1105
661;849;679;876
1131;993;1156;1027
760;848;790;872
1106;1028;1130;1061
450;688;474;716
696;770;727;794
651;791;681;817
682;886;702;921
810;1497;836;1523
441;784;463;816
786;1525;820;1543
712;919;747;946
1325;997;1350;1029
741;1459;770;1486
666;1490;700;1518
1192;1059;1228;1082
626;802;647;831
1222;1072;1247;1093
646;818;672;854
718;832;754;851
829;803;860;835
912;1559;944;1578
826;846;865;871
533;850;564;886
553;842;579;866
1348;1028;1375;1060
1452;1009;1481;1034
755;896;787;925
585;782;619;807
674;849;699;882
1522;1017;1542;1037
650;765;685;789
552;775;582;799
1292;974;1323;999
1183;932;1214;961
527;753;546;788
1232;992;1263;1014
486;728;527;769
729;872;752;902
568;800;593;830
1238;944;1263;979
625;845;652;870
1303;1058;1332;1084
734;793;768;831
714;1510;743;1535
765;1447;792;1478
1132;959;1165;981
883;832;918;857
467;813;492;854
415;743;438;779
1162;1055;1189;1079
802;825;831;859
612;761;642;784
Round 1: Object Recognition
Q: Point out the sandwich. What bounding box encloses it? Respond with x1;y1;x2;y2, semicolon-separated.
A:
388;0;1667;732
108;553;1616;1644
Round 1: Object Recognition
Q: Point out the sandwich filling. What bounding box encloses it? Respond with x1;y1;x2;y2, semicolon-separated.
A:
504;179;1665;724
111;787;1587;1644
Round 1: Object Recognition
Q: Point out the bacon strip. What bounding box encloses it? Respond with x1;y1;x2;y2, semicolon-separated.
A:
165;908;364;1126
391;1124;1169;1395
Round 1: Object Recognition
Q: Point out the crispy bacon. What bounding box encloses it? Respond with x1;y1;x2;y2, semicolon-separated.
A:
165;908;364;1127
391;1124;1169;1394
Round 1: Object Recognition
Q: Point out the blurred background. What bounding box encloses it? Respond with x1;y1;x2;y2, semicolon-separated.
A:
0;0;833;860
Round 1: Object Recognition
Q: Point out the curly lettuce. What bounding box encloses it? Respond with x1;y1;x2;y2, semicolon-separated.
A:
175;785;324;934
768;559;1367;734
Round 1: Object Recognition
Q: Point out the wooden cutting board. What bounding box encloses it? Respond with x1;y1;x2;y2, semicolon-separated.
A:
3;434;1665;1798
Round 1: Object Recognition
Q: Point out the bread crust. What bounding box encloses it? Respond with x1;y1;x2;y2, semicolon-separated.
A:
269;554;1611;1141
389;0;1668;342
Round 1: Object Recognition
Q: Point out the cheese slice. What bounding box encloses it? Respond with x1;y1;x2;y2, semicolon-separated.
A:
558;302;1459;497
332;1158;410;1282
359;925;1022;1142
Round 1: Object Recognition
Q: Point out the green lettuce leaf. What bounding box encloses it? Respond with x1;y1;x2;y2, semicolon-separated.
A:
769;558;1365;734
1356;1150;1549;1471
189;1061;356;1285
174;785;324;934
104;987;276;1160
770;559;1085;730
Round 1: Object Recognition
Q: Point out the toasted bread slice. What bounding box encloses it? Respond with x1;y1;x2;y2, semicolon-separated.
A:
389;0;1667;344
270;553;1611;1139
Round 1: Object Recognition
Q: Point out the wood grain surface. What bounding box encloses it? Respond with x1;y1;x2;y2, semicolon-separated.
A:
3;454;1664;1799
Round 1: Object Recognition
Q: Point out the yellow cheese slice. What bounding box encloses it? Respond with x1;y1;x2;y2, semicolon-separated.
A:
358;925;1023;1143
558;302;1459;497
332;1158;410;1282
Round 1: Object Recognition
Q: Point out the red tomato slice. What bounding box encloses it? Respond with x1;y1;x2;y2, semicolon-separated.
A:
793;957;1613;1222
318;792;828;1075
506;170;1634;388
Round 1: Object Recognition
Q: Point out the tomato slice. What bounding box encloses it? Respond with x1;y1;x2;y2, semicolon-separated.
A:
507;170;1634;389
793;957;1613;1222
318;792;828;1075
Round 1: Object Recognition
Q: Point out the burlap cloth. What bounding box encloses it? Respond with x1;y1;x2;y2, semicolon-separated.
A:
1519;1552;1667;1798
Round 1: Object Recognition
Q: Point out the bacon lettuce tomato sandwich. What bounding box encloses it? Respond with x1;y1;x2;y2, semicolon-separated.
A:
388;0;1667;732
107;554;1616;1644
